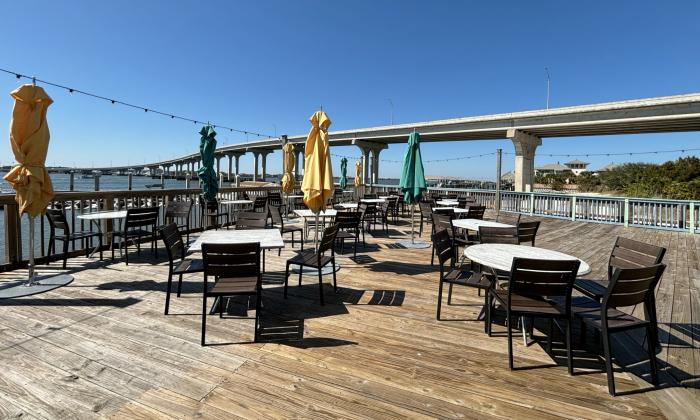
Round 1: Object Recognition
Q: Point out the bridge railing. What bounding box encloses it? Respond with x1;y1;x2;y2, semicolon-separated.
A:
368;184;699;233
0;186;280;270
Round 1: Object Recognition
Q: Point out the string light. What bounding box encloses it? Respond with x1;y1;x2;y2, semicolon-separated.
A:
0;67;275;139
502;147;700;158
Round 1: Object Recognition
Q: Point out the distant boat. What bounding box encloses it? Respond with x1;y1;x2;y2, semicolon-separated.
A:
145;183;163;189
81;174;94;179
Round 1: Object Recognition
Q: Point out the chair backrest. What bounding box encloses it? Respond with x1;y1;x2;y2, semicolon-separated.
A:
479;226;520;244
419;202;433;217
604;264;666;309
432;213;454;237
236;211;267;230
165;200;192;220
159;223;185;263
445;194;458;200
253;196;268;212
608;237;666;279
433;208;455;217
517;221;540;246
267;192;282;207
496;212;521;226
202;242;260;279
363;193;377;199
125;207;159;229
431;228;454;267
335;211;360;230
318;224;340;254
466;206;486;220
46;208;70;233
508;258;580;311
269;205;284;227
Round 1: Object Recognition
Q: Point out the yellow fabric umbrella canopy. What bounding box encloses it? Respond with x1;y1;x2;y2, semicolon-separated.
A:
4;85;55;217
281;142;296;194
354;159;362;187
301;111;333;213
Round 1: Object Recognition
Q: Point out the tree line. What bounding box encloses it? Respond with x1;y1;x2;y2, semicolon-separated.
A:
535;156;700;200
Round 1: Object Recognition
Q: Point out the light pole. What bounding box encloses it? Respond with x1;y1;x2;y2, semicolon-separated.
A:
545;67;551;109
387;98;394;125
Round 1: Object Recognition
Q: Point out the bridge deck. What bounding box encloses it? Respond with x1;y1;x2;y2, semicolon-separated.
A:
0;213;697;419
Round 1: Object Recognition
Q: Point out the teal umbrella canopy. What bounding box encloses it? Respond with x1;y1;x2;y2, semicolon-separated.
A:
197;125;218;201
399;131;427;205
339;157;348;189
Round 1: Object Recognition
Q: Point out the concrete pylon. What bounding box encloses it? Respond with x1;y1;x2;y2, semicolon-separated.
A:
507;128;542;192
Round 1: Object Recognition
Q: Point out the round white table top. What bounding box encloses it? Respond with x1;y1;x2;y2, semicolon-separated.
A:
432;207;469;213
464;244;591;275
293;209;337;218
452;218;513;230
360;198;386;204
435;200;458;206
337;203;359;209
76;210;127;220
286;195;304;199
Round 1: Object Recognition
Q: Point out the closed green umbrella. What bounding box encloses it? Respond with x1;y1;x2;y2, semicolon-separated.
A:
197;125;218;201
339;157;348;189
398;131;429;248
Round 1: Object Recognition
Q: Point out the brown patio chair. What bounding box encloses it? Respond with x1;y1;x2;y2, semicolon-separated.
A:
163;200;193;243
334;211;361;258
269;204;303;253
159;223;203;315
236;211;270;271
432;229;491;322
574;236;666;348
112;206;159;265
516;221;540;246
363;193;377;199
572;264;665;395
284;224;339;305
496;212;521;226
487;258;580;373
418;201;434;235
198;195;229;230
465;205;486;220
46;208;103;268
478;226;520;245
253;196;268;213
201;242;262;345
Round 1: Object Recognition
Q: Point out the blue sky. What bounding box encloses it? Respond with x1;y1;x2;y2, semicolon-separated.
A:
1;0;699;180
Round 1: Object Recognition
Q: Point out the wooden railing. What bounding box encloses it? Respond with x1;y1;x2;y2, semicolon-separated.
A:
0;186;280;269
369;184;699;234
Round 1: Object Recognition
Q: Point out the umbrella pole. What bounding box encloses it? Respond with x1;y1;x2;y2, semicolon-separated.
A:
26;215;36;286
411;204;415;244
314;213;319;252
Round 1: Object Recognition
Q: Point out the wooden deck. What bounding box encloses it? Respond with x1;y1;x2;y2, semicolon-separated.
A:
0;212;698;419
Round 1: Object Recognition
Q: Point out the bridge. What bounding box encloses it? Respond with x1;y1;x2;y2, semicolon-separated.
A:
69;92;700;191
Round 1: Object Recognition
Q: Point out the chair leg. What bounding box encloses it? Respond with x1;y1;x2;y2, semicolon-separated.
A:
436;280;443;320
318;267;325;305
177;274;183;297
284;263;290;298
547;318;554;353
99;233;103;261
201;295;207;346
165;271;173;315
507;309;514;370
447;283;453;305
298;264;303;286
647;324;659;386
62;239;69;268
332;259;337;291
486;292;493;336
566;318;573;375
602;329;616;396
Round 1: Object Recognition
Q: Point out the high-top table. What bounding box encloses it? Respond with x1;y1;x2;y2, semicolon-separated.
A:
76;210;128;258
293;209;337;239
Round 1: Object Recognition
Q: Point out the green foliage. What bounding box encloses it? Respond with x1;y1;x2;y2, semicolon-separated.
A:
583;156;700;199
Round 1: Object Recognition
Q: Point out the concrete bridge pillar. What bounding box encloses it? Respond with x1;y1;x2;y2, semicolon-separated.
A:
508;129;541;192
260;151;271;181
215;155;222;178
354;140;387;187
294;144;304;180
253;152;260;181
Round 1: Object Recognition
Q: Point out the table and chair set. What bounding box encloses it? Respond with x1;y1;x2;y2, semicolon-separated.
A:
426;200;668;396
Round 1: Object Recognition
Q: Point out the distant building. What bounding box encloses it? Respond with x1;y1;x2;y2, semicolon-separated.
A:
564;159;589;175
535;162;570;174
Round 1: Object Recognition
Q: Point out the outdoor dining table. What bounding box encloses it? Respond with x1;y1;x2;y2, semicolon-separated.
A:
452;218;513;230
360;198;386;204
435;200;459;207
464;243;591;346
76;210;128;258
220;199;253;222
293;209;337;239
433;207;470;214
188;228;284;273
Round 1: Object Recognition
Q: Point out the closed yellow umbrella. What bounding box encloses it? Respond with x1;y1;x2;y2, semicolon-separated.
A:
4;84;55;216
354;159;362;187
301;111;333;213
281;142;296;194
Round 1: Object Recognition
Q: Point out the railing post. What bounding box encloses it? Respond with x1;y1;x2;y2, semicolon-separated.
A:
624;198;630;227
690;202;696;234
571;195;577;221
3;203;20;266
529;193;535;215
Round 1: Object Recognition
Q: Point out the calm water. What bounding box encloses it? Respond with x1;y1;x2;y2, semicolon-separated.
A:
0;172;196;194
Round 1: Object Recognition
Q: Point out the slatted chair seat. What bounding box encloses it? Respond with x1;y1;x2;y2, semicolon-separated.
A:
491;290;566;315
174;258;204;274
287;250;334;268
573;278;608;299
210;277;258;294
284;224;339;305
443;269;489;288
571;298;650;330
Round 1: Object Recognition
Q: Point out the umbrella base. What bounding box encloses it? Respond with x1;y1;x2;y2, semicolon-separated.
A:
291;264;341;276
0;274;74;299
395;239;431;249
